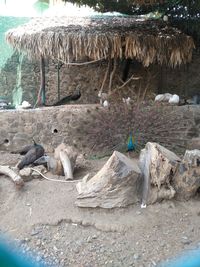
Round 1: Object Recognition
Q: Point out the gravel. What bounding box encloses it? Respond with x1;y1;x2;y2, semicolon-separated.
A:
2;218;198;267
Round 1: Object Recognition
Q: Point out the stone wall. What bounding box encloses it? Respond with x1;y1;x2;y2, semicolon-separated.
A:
0;105;199;156
0;105;98;154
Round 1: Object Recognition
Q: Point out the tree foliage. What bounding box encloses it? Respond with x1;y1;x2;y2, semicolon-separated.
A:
64;0;200;44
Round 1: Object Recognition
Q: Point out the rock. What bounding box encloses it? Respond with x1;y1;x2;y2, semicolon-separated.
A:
31;165;47;176
173;149;200;200
76;151;141;208
30;229;40;236
181;236;192;245
19;167;32;177
139;142;180;205
86;236;92;243
19;165;47;181
36;239;42;246
183;149;200;166
133;254;140;260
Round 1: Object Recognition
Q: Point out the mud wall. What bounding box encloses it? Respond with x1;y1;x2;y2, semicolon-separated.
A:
159;51;200;97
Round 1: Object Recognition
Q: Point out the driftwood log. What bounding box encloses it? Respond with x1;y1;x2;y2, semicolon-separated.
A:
139;142;181;206
76;151;141;208
0;165;24;187
47;143;78;180
173;149;200;200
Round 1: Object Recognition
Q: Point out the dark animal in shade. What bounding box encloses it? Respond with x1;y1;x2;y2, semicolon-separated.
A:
17;140;45;170
53;88;81;106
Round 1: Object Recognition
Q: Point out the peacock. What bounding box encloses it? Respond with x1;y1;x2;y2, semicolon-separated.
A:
72;102;196;157
127;133;137;152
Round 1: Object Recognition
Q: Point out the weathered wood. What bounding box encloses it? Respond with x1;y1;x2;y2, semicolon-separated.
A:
99;58;111;94
173;149;200;200
40;56;46;106
109;57;117;93
57;61;61;101
139;142;180;206
34;55;46;108
59;150;74;180
54;143;77;180
0;165;24;187
76;151;141;208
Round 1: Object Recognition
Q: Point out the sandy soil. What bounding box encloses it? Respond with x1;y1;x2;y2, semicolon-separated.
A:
0;152;200;267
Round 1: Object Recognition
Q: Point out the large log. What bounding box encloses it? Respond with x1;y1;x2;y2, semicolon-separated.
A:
76;151;141;208
139;142;180;206
173;149;200;200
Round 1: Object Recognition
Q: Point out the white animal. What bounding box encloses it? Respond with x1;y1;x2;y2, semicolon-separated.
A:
17;101;32;109
122;97;132;105
155;93;172;102
98;91;108;105
163;15;168;22
0;102;8;108
169;94;180;104
103;100;109;108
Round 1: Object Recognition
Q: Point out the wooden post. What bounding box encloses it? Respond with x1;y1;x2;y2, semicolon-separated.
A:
40;56;46;105
158;66;163;94
57;61;60;101
34;55;46;108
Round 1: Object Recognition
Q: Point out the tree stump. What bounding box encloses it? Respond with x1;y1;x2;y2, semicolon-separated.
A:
139;142;180;205
76;151;141;208
173;149;200;200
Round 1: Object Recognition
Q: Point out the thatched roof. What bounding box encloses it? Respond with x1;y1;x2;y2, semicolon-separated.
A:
6;16;195;67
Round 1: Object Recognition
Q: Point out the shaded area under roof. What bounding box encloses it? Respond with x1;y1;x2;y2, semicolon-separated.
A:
6;16;195;67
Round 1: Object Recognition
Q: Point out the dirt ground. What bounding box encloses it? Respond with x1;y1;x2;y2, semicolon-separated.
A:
0;152;200;267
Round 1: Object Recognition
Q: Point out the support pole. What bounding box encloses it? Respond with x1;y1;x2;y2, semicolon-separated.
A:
158;66;163;94
40;55;46;106
57;61;60;101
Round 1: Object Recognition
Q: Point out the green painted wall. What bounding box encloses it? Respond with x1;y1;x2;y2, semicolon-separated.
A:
0;16;29;69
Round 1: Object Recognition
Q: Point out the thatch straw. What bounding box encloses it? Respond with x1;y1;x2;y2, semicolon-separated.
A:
6;16;195;67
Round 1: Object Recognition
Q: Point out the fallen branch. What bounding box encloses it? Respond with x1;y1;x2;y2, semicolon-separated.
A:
30;168;81;183
109;74;140;97
0;165;24;187
118;74;141;90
